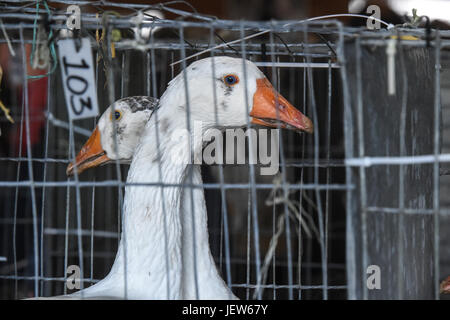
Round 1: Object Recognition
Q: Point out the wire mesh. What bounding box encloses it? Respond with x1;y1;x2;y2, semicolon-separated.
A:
0;0;448;300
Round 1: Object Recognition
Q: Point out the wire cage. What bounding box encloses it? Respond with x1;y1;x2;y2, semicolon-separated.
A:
0;1;449;300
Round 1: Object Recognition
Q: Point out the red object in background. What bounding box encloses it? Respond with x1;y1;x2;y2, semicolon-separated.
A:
0;42;49;157
11;77;48;156
441;276;450;294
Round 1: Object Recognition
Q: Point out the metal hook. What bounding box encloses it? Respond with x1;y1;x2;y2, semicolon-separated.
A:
73;29;82;52
420;15;431;48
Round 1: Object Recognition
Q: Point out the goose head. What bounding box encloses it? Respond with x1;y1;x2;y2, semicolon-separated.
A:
162;56;313;134
66;96;158;176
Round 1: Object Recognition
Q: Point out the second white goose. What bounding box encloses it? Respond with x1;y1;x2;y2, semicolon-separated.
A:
67;95;236;299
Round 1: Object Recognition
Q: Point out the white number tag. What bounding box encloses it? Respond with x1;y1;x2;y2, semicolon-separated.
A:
57;38;99;120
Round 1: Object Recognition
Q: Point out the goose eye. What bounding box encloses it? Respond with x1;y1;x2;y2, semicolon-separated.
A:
223;74;239;86
111;110;122;121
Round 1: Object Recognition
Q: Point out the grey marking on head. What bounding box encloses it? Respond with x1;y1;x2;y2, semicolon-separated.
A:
110;125;125;146
217;77;233;96
115;125;125;137
224;85;233;96
221;101;228;110
118;96;159;113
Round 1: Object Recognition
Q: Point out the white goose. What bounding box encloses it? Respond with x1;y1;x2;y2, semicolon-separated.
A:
66;96;235;299
67;96;159;173
65;56;313;299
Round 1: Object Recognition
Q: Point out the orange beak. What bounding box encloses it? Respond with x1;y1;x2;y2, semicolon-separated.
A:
66;126;111;176
250;78;313;134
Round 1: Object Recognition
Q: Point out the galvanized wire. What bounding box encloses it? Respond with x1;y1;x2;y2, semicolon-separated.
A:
0;7;447;300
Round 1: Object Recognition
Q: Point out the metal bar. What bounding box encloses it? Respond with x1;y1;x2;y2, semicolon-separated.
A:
254;62;340;68
397;33;408;299
39;60;52;297
324;56;333;300
346;154;450;166
63;148;71;295
231;283;347;290
433;31;442;300
106;21;126;298
178;25;200;299
11;41;25;300
269;30;294;300
297;54;307;300
0;157;348;167
46;112;92;137
246;181;252;300
20;25;40;298
0;275;348;290
208;26;233;298
355;36;368;300
68;120;85;293
0;180;352;190
366;207;450;216
304;22;328;300
44;228;118;239
240;22;261;300
145;22;173;300
337;20;358;300
89;50;100;286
